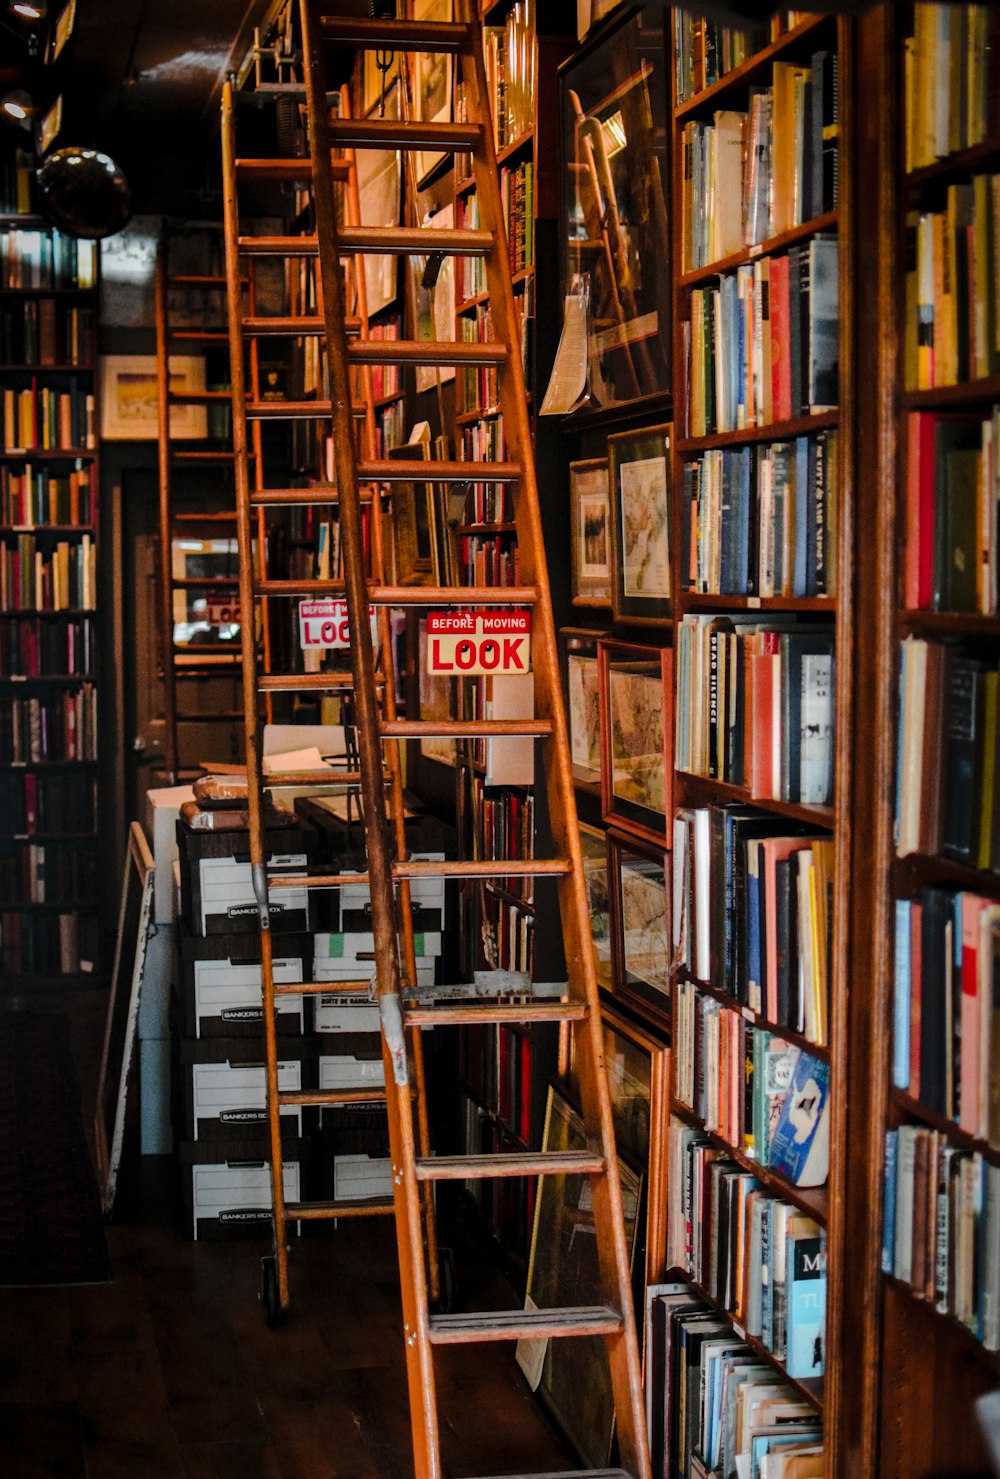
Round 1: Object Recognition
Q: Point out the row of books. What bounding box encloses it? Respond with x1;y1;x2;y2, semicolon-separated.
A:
0;533;96;611
0;686;98;764
905;177;1000;392
883;1126;1000;1352
647;1282;823;1479
462;481;513;527
0;770;96;837
1;384;97;453
0;230;98;291
0;837;97;906
483;1;535;149
0;615;95;678
904;408;1000;613
895;638;1000;869
461;414;507;463
0;151;33;217
686;236;838;437
457;1022;532;1145
675;615;836;806
675;989;831;1187
893;888;1000;1139
480;888;533;975
680;432;838;599
376;398;405;457
0;462;93;527
680;50;837;270
0;908;98;977
368;318;401;403
459;531;520;588
0;301;94;369
470;777;533;896
673;805;833;1044
667;1120;827;1375
904;4;1000;173
456;193;485;302
672;9;814;105
459;305;500;415
500;161;534;277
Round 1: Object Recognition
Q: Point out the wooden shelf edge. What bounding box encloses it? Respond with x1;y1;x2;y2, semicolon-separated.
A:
678;410;839;451
678;972;830;1059
674;15;832;120
670;1098;829;1224
680;593;836;614
679;211;839;288
677;773;836;830
901;373;1000;409
883;1274;1000;1374
894;850;1000;895
889;1087;1000;1168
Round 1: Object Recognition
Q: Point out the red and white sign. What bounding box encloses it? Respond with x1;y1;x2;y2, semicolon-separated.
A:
206;597;240;626
298;600;377;650
426;610;532;676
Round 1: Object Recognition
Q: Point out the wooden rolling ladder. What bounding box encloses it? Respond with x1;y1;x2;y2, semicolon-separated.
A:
222;5;651;1478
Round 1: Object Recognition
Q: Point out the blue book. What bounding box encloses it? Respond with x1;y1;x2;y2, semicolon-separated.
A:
747;841;762;1009
893;899;912;1089
793;435;809;596
760;1199;774;1349
883;1130;898;1274
737;446;752;594
786;1226;826;1377
768;1049;830;1187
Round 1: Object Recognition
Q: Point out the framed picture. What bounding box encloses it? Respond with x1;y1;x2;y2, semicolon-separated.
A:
356;94;402;316
560;627;602;790
569;1003;670;1286
569;457;612;607
409;201;456;392
579;822;612;990
100;355;207;440
598;638;672;844
516;1083;643;1467
418;616;456;767
607;828;670;1025
388;439;435;584
560;8;670;407
413;0;454;187
608;423;672;627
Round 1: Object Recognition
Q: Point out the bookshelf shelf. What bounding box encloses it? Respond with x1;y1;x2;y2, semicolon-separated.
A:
678;972;830;1058
670;1099;829;1225
0;364;94;375
0;287;94;299
496;129;533;167
677;410;838;452
904;134;1000;190
901;372;1000;409
0;450;96;462
896;609;1000;636
679;592;837;615
4;759;98;770
894;851;1000;896
678;210;839;289
0;524;96;536
677;772;835;830
674;14;831;121
459;522;517;535
671;1270;826;1412
889;1089;1000;1169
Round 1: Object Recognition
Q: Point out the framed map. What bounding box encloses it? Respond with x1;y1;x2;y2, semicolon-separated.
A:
570;457;612;607
598;638;672;844
608;829;670;1026
560;627;603;790
608;422;672;628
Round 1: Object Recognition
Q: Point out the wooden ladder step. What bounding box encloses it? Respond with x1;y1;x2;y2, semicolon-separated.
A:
169;274;229;287
348;339;507;367
171;576;239;589
235;157;351;182
362;457;520;484
327;118;482;153
241;315;361;336
259;672;385;693
414;1150;605;1182
278;1087;386;1108
404;1001;587;1027
167;389;232;403
173;511;237;522
262;768;368;787
471;1471;633;1479
168;330;229;344
267;858;571;889
319;16;473;53
284;1197;395;1221
379;720;551;740
273;979;372;998
253;579;538;605
428;1306;623;1346
239;226;496;257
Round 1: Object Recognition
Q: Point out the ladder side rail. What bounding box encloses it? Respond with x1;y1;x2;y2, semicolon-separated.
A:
298;11;439;1475
222;78;293;1305
155;241;181;783
339;103;441;1303
246;259;274;724
455;8;652;1476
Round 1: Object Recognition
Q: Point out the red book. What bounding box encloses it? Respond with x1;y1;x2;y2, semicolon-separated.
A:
769;253;792;422
959;894;991;1137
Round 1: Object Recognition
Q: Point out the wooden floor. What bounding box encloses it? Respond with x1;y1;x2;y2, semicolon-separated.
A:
0;998;575;1479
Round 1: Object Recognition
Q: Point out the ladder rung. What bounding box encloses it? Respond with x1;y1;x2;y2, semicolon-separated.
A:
238;235;318;257
241;316;360;337
379;720;552;740
173;511;237;522
364;457;520;484
168;330;229;344
263;769;367;787
167;389;232;403
327;118;482;153
403;1002;587;1027
349;339;507;368
172;450;240;463
319;16;473;53
259;672;384;693
249;486;374;507
278;1088;385;1108
414;1151;605;1182
340;225;494;256
235;157;351;182
176;711;244;722
284;1197;394;1220
247;399;336;420
169;274;229;287
428;1306;623;1346
471;1472;633;1479
267;859;570;889
171;576;239;589
273;979;372;997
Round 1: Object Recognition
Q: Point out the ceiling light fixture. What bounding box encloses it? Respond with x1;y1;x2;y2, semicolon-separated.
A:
1;89;32;127
11;2;46;18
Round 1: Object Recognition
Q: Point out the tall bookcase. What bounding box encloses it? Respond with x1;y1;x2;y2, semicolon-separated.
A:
0;183;101;989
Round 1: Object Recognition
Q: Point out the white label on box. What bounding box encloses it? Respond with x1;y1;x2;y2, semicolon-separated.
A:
191;1059;300;1136
198;853;308;931
191;1161;300;1239
314;991;380;1033
333;1154;393;1201
298;599;378;650
193;955;304;1033
426;610;531;676
313;931;442;961
319;1055;385;1091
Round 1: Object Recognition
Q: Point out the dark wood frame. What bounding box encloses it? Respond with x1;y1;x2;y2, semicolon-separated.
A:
607;422;672;628
598;636;672;845
569;455;613;607
560;626;603;792
606;826;670;1028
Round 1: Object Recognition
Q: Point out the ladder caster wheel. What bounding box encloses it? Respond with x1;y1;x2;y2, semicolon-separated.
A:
260;1256;282;1329
433;1247;455;1315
